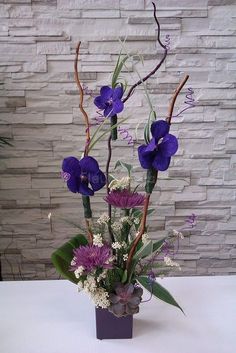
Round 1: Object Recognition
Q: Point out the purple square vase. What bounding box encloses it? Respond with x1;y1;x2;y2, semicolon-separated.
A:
95;307;133;339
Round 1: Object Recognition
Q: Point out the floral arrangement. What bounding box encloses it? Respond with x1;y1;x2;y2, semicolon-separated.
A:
52;3;196;318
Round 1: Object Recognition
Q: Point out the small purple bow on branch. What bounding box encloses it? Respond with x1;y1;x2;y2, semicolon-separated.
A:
61;156;106;196
138;120;178;171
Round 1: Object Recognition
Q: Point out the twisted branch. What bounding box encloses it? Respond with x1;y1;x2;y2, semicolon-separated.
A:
74;42;91;156
74;42;93;243
166;75;189;124
122;2;167;103
126;75;189;271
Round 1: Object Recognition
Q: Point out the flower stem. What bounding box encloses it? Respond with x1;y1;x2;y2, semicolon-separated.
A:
82;196;93;243
106;135;115;243
111;114;117;140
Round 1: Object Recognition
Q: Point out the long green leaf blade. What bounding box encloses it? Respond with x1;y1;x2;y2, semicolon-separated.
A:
137;276;184;313
51;234;88;284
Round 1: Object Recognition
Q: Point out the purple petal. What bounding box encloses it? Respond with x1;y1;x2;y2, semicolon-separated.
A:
67;175;80;193
152;153;171;171
138;145;154;169
62;156;81;176
109;294;120;304
94;96;106;110
151;120;170;141
145;137;156;152
112;99;124;114
159;134;178;157
112;303;125;316
79;182;94;196
79;156;99;173
88;170;106;191
100;86;113;100
113;86;123;100
104;105;114;117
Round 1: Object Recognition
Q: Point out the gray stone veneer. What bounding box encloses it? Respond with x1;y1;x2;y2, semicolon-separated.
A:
0;0;235;280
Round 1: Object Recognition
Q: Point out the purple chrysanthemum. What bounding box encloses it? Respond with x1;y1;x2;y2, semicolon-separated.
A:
104;189;145;209
138;120;178;171
71;244;113;273
94;86;124;118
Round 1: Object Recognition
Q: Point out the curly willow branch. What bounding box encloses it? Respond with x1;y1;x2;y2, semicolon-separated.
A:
122;2;167;103
74;42;91;156
126;73;189;271
74;42;93;243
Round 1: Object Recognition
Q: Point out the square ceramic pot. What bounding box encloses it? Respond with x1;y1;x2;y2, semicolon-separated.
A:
95;307;133;339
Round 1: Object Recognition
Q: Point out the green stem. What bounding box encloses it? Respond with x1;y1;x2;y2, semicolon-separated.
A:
145;168;158;194
82;195;92;219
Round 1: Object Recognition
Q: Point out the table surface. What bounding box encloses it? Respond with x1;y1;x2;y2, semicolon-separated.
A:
0;275;235;353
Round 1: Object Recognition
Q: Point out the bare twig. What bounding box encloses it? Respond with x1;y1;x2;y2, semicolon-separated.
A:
74;42;91;156
122;2;167;103
166;75;189;124
74;42;93;242
126;194;151;270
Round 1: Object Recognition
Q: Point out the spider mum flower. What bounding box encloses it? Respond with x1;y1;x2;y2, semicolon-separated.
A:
94;85;124;117
71;244;113;273
104;189;145;209
109;283;143;317
138;120;178;171
61;156;106;196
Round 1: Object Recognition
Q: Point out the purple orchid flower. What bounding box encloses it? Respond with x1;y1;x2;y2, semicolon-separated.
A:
61;156;106;196
138;120;178;171
94;85;124;117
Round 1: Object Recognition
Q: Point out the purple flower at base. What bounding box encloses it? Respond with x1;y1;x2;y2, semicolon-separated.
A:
61;156;106;196
109;283;143;317
71;244;113;273
138;120;178;171
94;86;124;117
104;189;145;209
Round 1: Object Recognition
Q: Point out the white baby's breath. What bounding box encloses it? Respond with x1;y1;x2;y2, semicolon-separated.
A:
97;213;110;225
74;265;84;279
173;229;184;239
90;288;110;309
164;256;181;271
109;177;130;191
123;253;128;261
93;233;103;247
142;233;149;244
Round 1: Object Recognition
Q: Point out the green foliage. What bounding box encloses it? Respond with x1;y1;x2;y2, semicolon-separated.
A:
133;240;153;261
114;160;133;177
112;53;129;89
51;234;88;284
137;276;184;313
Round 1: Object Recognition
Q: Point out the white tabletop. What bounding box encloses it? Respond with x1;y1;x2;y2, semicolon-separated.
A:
0;276;235;353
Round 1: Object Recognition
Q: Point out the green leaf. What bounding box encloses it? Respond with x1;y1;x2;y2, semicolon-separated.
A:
112;54;129;88
114;160;133;176
133;240;153;261
121;269;128;283
51;234;88;284
153;237;167;252
137;276;184;313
